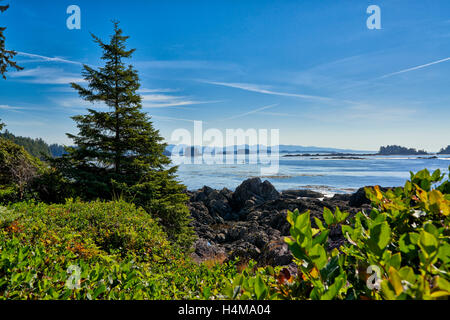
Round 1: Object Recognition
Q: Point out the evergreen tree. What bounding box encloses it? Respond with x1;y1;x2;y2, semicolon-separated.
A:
52;22;195;248
0;130;52;159
0;1;23;79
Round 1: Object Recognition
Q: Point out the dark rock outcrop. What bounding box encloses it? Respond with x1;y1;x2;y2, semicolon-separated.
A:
188;178;373;268
282;189;324;199
349;187;371;207
232;178;280;210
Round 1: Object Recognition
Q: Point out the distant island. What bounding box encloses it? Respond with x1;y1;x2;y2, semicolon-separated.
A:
377;145;428;155
284;145;449;158
438;145;450;155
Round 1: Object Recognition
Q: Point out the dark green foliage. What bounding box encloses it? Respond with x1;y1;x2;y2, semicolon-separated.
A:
31;167;75;204
48;143;67;157
5;200;173;257
51;22;195;248
0;130;66;159
224;168;449;300
438;145;450;155
0;200;237;299
0;130;51;159
378;145;428;155
0;137;70;204
0;1;23;79
0;137;42;203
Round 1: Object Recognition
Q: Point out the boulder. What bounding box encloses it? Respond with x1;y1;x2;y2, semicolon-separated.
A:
349;187;371;207
226;241;261;262
188;201;224;225
261;239;293;266
191;238;226;262
191;186;214;202
201;188;234;219
330;193;352;202
232;178;280;210
282;189;324;199
187;180;374;266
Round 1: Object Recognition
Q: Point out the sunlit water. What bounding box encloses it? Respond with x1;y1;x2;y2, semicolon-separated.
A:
173;154;450;196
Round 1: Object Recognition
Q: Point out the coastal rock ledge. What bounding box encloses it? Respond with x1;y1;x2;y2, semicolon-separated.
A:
187;178;373;270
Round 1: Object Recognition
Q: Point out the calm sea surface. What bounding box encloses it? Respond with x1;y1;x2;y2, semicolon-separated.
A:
174;154;450;196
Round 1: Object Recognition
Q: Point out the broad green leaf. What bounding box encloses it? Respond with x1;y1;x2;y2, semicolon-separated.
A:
314;217;325;231
431;169;442;182
398;266;416;284
323;207;335;226
430;291;450;298
295;211;311;232
437;242;450;264
320;276;344;300
418;231;438;257
423;222;439;238
312;230;330;247
254;275;268;300
286;210;297;226
435;277;450;292
309;244;327;270
368;221;391;254
390;253;402;270
335;207;349;223
380;280;396;300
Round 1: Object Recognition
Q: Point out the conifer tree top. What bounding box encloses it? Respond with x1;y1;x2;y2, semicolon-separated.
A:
0;0;23;79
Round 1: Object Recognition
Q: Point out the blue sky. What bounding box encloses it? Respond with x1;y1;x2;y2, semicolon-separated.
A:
1;0;450;151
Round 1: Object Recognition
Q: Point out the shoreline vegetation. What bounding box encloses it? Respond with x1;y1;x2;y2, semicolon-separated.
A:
1;18;449;300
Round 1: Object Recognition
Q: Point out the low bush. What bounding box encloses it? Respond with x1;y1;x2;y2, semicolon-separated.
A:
1;167;448;300
0;138;43;203
0;200;236;299
223;168;450;300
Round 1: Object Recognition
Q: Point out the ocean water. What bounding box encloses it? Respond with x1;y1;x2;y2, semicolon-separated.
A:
173;154;450;196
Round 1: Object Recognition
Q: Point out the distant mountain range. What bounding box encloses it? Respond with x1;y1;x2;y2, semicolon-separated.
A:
164;144;374;156
2;130;446;158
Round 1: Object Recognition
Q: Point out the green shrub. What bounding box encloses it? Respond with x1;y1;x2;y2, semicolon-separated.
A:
0;138;43;203
4;200;172;257
0;200;236;299
223;168;450;300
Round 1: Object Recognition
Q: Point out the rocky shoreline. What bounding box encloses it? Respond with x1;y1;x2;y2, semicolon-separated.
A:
187;178;374;270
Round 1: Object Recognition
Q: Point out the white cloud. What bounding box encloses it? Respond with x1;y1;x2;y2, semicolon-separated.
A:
0;104;27;110
141;93;222;108
199;80;336;102
55;97;103;109
379;57;450;79
16;52;84;66
10;67;85;85
138;88;179;93
137;60;240;71
151;115;202;123
222;104;279;120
